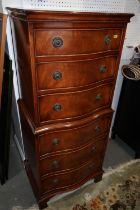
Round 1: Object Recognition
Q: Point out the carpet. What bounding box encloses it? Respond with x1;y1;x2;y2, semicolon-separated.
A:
46;159;140;210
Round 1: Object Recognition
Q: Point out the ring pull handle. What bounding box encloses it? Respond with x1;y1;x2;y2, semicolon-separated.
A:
96;93;102;101
53;71;62;81
88;164;95;171
52;138;60;145
52;160;60;169
53;178;59;184
52;37;63;48
100;66;108;73
91;146;96;153
53;103;62;112
104;35;111;45
95;125;101;133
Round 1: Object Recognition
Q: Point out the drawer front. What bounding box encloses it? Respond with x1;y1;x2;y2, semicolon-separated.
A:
36;56;117;92
41;160;101;193
34;29;122;56
40;138;107;175
39;114;112;156
38;83;113;123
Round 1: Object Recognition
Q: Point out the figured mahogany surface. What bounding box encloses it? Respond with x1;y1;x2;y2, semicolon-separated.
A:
36;56;117;93
7;8;133;209
39;137;107;176
38;112;112;155
34;28;122;56
38;82;113;123
41;158;103;194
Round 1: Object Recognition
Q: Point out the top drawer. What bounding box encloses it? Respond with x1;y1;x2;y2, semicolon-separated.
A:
34;29;122;57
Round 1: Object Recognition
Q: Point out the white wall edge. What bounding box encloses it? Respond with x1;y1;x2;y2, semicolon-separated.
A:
14;134;25;161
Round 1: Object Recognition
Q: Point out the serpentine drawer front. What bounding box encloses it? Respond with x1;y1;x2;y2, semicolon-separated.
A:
36;56;117;92
41;159;102;194
38;111;112;156
38;82;113;123
7;8;133;209
40;137;107;176
34;29;122;56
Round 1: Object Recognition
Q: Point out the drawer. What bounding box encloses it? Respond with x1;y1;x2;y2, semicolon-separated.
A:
38;113;112;156
34;29;122;56
36;56;117;92
39;138;107;175
41;159;101;193
38;83;113;123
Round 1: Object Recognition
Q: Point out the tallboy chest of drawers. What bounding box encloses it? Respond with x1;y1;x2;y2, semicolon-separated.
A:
7;8;133;209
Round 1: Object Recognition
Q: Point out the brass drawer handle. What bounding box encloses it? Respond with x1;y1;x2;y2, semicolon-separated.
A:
104;35;111;45
52;160;60;169
52;37;63;48
96;93;102;101
100;66;107;73
53;103;62;112
53;71;62;81
95;125;101;133
53;178;59;184
52;138;60;145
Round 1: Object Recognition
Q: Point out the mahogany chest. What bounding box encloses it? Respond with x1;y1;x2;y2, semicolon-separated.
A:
8;8;133;209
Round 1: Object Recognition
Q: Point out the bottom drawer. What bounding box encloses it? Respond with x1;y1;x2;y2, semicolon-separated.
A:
41;160;102;193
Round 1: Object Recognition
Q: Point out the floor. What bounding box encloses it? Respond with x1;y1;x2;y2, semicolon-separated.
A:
0;136;135;210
